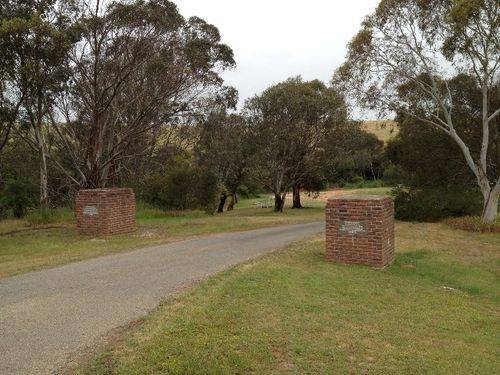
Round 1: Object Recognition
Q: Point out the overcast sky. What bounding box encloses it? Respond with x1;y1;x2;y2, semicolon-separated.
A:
174;0;380;113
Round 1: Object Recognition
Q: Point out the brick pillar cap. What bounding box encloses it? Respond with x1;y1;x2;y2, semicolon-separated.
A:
77;188;133;193
328;194;392;201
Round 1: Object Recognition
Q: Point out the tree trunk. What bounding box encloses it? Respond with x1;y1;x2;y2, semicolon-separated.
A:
39;150;49;208
217;192;227;213
292;184;302;209
227;193;237;211
85;111;106;188
33;119;49;207
482;188;499;223
274;193;286;212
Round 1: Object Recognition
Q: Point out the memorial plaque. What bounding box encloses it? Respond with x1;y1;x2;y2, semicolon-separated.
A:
339;220;366;235
83;205;98;216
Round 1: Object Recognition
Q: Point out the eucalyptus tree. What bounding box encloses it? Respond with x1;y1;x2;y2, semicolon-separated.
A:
0;0;77;205
196;112;253;212
0;86;19;153
245;77;348;212
335;0;500;222
50;0;236;189
0;1;31;153
388;74;499;198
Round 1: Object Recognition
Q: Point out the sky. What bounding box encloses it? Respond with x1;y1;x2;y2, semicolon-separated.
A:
173;0;380;113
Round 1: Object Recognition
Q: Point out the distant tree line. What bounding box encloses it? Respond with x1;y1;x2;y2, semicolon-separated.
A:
123;76;384;214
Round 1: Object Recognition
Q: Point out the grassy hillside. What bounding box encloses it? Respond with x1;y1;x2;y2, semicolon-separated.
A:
362;120;398;143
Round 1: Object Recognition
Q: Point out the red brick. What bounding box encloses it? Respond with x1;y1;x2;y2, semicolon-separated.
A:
325;195;394;268
75;188;136;237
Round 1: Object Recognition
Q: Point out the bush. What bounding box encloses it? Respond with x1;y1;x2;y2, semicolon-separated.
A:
334;179;347;188
392;186;482;222
194;169;220;214
237;184;263;199
382;163;408;185
351;175;364;184
443;216;500;233
0;179;38;218
142;167;220;213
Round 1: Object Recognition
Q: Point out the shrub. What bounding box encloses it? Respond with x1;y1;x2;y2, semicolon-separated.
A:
351;175;364;184
237;183;264;199
236;185;251;198
392;186;482;222
443;216;500;233
382;163;408;185
0;179;38;218
142;167;220;213
158;169;199;210
335;179;347;188
194;169;220;214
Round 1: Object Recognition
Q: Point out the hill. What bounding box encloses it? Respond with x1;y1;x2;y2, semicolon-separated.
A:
362;120;398;143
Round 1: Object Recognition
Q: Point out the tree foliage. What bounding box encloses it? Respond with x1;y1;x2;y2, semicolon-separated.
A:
335;0;500;222
0;0;77;205
244;77;348;211
196;112;254;212
0;0;236;206
49;0;236;189
326;121;385;183
387;73;499;220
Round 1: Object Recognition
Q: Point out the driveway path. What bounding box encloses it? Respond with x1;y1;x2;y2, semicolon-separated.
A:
0;222;323;374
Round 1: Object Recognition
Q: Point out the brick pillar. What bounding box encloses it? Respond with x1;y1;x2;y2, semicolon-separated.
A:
326;195;394;268
75;188;136;236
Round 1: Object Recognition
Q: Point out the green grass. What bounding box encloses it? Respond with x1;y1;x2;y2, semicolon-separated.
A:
76;222;500;375
0;194;332;279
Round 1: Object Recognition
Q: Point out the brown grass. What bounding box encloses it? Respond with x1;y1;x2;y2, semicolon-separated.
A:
443;216;500;233
362;120;398;143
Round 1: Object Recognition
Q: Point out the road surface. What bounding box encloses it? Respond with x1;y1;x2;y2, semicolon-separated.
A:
0;222;324;374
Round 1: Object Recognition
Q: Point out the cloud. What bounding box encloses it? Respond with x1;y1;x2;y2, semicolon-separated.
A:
175;0;379;112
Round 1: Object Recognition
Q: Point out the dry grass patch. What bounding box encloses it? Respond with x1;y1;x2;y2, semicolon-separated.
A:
443;216;500;233
362;120;398;143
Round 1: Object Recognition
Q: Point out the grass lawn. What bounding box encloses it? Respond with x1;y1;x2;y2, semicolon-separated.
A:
0;189;393;279
77;221;499;374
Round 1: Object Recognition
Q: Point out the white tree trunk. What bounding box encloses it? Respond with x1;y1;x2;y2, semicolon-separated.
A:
482;193;498;223
40;149;49;207
33;119;49;208
481;181;499;223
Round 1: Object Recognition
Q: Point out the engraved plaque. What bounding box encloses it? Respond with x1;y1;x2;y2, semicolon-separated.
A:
339;220;366;235
83;205;98;216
